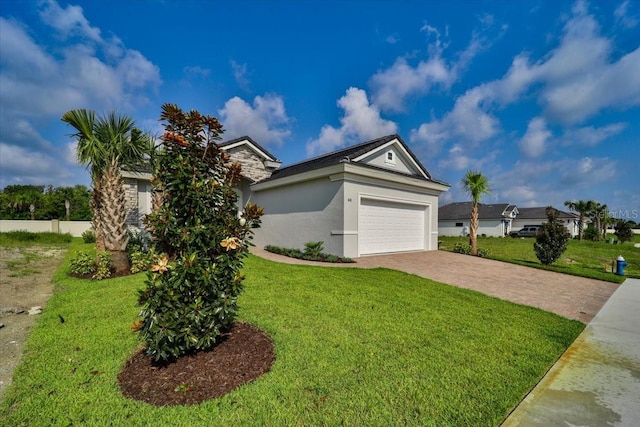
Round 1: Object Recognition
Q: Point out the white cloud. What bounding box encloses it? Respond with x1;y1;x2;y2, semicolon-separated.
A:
410;2;640;153
615;0;639;29
230;60;250;92
0;0;161;188
410;84;500;152
0;142;78;188
369;19;493;113
218;94;291;147
38;0;102;42
561;123;626;146
519;117;551;158
306;87;398;156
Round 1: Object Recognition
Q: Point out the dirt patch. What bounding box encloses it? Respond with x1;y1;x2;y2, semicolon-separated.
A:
118;322;275;406
0;246;66;401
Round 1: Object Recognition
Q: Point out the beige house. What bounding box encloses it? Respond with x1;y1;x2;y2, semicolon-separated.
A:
126;134;450;258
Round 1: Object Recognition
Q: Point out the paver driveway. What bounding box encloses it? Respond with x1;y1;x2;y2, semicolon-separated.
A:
252;249;619;323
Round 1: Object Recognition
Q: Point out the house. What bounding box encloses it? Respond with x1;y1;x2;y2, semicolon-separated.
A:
125;134;450;258
512;207;580;237
438;202;519;237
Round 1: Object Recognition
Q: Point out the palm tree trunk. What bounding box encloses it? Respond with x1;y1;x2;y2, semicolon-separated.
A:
90;182;106;252
101;162;130;275
470;202;479;256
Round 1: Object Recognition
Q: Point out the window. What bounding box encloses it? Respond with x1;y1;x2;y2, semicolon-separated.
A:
385;150;396;165
455;222;463;227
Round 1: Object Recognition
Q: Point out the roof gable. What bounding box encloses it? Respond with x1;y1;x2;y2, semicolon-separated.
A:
265;134;438;183
219;136;279;163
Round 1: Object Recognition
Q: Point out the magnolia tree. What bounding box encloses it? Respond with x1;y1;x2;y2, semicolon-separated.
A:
134;104;263;362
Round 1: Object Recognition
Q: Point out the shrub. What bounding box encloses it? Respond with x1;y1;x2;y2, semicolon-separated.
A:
582;225;600;241
614;220;634;243
477;248;490;258
126;229;150;254
453;243;472;255
303;241;324;258
81;229;96;243
130;248;157;274
93;251;112;280
136;104;263;363
534;207;571;265
69;251;95;276
264;244;354;263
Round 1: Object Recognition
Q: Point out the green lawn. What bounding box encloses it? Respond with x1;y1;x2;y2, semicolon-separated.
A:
439;235;640;283
1;240;584;426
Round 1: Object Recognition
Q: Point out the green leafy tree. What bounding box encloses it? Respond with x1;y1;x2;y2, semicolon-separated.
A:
564;199;595;240
461;170;490;256
135;104;263;363
0;185;44;219
534;207;571;265
62;109;153;274
614;220;634;243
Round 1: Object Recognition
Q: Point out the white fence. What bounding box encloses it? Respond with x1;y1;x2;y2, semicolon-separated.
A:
0;220;92;237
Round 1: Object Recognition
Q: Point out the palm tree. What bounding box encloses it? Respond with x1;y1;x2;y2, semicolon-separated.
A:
564;200;595;241
590;201;609;240
461;170;490;256
62;109;152;274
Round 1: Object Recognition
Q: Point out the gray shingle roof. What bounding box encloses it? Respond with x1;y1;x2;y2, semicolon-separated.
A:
517;207;578;220
439;202;517;220
262;134;446;184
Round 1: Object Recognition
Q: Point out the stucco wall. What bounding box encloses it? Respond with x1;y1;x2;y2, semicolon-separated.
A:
0;220;92;236
251;178;345;255
439;219;506;237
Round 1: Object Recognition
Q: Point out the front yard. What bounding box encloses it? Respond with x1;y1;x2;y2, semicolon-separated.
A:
1;240;584;426
439;235;640;283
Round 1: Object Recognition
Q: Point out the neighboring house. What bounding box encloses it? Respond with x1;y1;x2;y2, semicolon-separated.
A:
438;202;519;237
512;207;580;237
125;134;450;258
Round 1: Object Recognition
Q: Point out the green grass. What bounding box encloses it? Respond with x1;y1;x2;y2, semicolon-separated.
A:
0;231;73;246
439;235;640;283
1;240;584;426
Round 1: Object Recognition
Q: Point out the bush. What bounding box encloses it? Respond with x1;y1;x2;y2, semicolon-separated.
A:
93;251;112;280
264;243;354;263
582;225;600;241
126;229;150;254
614;220;634;243
534;207;571;265
303;241;324;258
130;248;157;274
136;104;263;363
81;229;95;243
477;248;490;258
69;251;95;276
453;243;472;255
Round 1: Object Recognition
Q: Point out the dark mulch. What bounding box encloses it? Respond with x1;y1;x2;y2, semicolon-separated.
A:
118;322;275;406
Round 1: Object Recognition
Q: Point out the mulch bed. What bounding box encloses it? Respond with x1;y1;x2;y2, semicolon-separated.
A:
118;322;275;406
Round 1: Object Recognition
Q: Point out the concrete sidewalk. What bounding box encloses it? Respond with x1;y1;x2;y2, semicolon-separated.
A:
502;278;640;426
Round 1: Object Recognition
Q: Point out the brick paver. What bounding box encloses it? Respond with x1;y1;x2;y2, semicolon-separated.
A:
251;248;619;323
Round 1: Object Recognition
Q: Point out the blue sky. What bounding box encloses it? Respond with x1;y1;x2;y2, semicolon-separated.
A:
1;0;639;217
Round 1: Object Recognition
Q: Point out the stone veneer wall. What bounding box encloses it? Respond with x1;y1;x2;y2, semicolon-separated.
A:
123;178;140;227
226;146;271;182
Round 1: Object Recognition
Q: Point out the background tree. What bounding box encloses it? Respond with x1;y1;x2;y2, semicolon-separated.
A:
534;207;571;265
62;109;152;274
614;220;634;243
0;185;91;220
461;170;490;256
564;200;594;240
0;185;44;219
589;201;609;240
136;104;263;363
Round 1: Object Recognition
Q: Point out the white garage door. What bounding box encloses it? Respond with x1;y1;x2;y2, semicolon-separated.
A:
359;198;425;255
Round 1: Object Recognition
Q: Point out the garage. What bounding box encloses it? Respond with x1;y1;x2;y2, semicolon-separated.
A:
359;198;426;255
